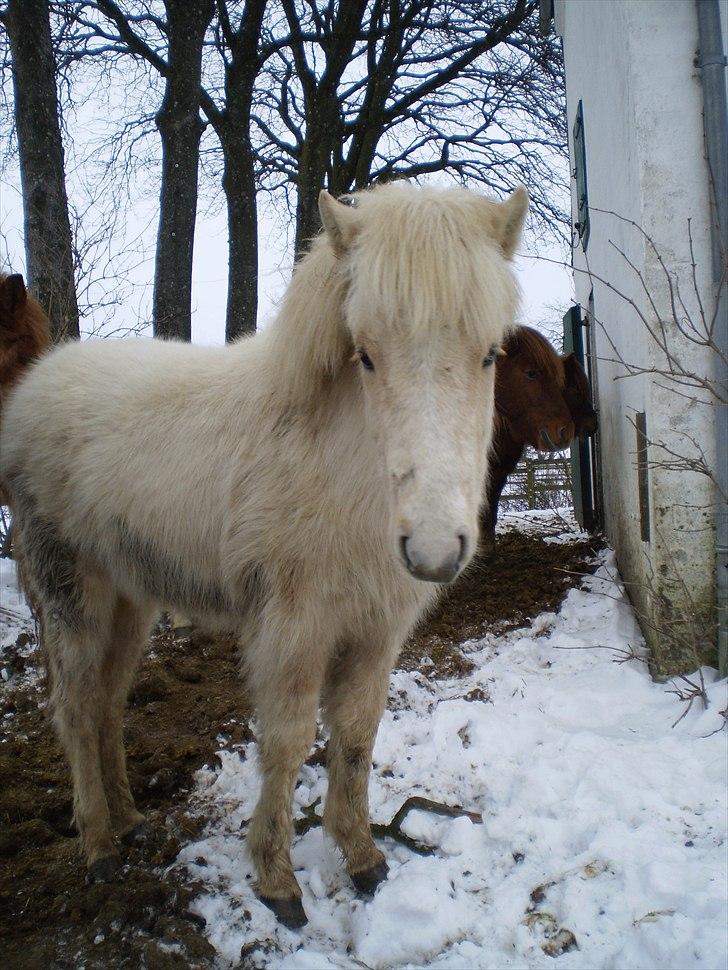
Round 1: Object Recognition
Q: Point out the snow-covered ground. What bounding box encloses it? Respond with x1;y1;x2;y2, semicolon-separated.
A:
172;532;728;970
0;554;37;687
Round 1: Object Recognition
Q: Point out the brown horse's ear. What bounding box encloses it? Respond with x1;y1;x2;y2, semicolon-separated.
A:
318;191;360;257
0;273;28;321
490;186;529;259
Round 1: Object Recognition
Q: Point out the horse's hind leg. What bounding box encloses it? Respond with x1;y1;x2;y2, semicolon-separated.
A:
44;586;120;881
11;488;120;878
322;641;393;894
98;596;156;843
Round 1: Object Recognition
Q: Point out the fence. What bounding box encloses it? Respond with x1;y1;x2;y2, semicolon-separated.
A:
500;453;573;511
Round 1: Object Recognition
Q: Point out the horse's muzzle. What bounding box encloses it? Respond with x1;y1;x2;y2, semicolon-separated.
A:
539;425;572;452
399;533;467;584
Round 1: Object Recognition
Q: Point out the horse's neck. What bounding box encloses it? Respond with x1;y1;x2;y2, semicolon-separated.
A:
492;409;523;465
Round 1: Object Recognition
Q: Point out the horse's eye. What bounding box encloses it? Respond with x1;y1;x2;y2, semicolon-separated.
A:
358;350;375;371
482;350;496;368
525;369;539;380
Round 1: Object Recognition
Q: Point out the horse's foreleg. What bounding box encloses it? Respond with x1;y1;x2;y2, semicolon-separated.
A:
322;644;393;894
99;596;155;843
246;627;323;929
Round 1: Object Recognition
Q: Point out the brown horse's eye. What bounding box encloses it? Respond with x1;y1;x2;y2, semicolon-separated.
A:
525;369;539;380
358;350;375;371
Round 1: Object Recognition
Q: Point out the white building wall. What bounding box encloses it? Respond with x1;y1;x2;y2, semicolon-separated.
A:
555;0;719;673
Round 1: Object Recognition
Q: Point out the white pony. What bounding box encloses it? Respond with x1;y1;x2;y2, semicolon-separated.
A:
0;182;527;927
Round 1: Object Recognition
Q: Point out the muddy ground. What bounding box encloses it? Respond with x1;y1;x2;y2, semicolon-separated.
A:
0;527;601;970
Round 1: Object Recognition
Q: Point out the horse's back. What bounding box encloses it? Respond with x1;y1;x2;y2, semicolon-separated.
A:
0;337;258;572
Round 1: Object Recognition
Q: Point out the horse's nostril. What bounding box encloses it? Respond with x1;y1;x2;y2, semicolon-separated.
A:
559;426;570;444
400;535;412;569
457;533;468;566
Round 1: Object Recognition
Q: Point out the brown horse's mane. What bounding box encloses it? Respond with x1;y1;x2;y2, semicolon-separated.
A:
503;325;565;388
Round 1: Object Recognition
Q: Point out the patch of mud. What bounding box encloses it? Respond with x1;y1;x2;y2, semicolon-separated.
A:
0;628;252;969
0;528;601;968
400;529;602;676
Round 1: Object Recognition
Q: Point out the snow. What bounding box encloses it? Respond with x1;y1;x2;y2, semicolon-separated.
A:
0;553;37;688
0;554;33;641
173;529;728;970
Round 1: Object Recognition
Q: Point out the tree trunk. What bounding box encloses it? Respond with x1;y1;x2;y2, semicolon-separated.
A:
219;129;258;341
207;0;268;341
5;0;79;342
153;0;214;341
294;114;334;258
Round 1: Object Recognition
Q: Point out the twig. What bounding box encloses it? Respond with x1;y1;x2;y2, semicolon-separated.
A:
293;794;483;857
666;672;709;728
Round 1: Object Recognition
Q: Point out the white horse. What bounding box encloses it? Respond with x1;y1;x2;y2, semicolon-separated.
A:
0;182;527;927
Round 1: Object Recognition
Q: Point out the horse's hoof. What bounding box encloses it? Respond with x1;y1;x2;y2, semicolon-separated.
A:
258;894;308;929
86;854;121;884
351;859;389;895
120;821;152;847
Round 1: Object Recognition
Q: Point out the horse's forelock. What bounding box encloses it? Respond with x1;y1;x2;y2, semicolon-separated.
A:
504;326;565;388
345;184;520;347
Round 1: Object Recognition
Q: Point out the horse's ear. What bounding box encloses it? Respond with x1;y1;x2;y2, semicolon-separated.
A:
318;191;359;256
490;186;529;259
0;273;28;321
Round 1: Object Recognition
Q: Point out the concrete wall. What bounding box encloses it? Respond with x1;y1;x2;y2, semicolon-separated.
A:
555;0;720;674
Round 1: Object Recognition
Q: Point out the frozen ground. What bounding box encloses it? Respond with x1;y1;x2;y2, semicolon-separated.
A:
167;518;728;970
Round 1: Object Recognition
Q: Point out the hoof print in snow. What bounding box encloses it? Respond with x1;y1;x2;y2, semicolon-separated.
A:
523;912;578;958
351;859;389;895
542;928;578;957
529;881;554;906
258;894;308;929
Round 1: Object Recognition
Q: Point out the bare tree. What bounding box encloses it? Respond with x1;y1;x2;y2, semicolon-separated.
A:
88;1;214;341
205;0;268;340
1;0;80;341
153;0;214;340
72;0;267;339
2;1;565;340
256;0;567;255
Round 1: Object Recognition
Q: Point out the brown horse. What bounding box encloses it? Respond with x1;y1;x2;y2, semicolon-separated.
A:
0;273;51;409
0;273;50;522
482;326;596;542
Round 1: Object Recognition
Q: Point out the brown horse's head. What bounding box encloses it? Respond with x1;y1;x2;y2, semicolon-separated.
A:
0;273;51;401
495;326;574;452
562;353;598;440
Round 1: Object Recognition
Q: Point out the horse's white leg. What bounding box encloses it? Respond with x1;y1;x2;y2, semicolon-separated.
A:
10;486;120;877
44;589;120;881
98;596;156;842
245;612;326;929
322;641;394;893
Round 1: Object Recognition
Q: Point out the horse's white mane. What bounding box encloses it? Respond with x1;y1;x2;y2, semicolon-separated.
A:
263;181;525;405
